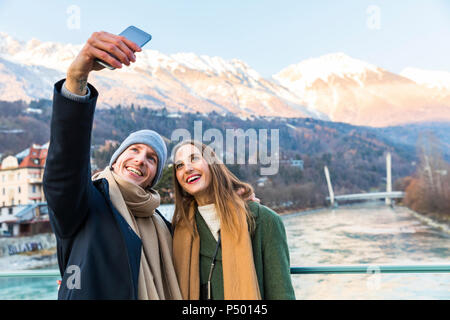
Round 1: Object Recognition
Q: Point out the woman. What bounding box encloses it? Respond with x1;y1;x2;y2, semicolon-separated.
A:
171;140;295;300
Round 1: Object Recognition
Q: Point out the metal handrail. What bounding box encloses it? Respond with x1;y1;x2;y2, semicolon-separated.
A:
0;270;60;278
290;264;450;274
1;264;450;278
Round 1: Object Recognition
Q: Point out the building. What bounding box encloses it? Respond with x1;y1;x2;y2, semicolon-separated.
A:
291;159;304;169
257;177;270;187
0;202;50;237
0;204;22;236
0;143;49;236
279;159;304;170
0;143;48;208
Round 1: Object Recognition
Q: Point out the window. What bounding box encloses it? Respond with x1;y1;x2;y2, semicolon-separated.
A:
32;185;36;193
18;186;21;194
8;208;13;215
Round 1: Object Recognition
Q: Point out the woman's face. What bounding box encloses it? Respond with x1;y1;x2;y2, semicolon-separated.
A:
174;144;213;204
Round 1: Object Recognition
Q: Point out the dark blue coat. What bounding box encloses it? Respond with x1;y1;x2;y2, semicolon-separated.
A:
43;80;171;299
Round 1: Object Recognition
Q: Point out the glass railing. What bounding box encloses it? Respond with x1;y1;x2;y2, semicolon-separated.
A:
290;264;450;274
1;263;450;278
1;264;449;300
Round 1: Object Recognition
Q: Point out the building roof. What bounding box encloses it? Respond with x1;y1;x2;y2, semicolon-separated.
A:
18;145;48;168
1;143;49;171
15;202;47;222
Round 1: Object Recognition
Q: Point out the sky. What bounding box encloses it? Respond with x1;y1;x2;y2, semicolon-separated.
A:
0;0;449;77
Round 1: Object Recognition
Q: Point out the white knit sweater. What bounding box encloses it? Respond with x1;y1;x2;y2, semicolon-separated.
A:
197;203;221;241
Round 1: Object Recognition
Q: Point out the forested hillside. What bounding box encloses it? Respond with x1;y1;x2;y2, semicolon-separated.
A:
1;98;448;211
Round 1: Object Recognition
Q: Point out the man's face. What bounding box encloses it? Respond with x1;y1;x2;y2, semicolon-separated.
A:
111;143;158;188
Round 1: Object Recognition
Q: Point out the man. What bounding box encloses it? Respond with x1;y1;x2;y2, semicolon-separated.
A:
43;31;182;299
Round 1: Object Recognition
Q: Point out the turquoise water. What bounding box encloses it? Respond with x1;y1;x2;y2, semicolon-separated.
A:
0;274;59;300
1;204;449;299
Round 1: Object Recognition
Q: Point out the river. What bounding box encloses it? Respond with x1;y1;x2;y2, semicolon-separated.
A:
0;203;449;299
285;202;450;299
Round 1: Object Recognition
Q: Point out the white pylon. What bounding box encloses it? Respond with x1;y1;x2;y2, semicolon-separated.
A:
324;166;335;206
386;152;392;205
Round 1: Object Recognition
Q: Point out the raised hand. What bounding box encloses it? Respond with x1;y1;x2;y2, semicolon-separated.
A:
66;31;142;95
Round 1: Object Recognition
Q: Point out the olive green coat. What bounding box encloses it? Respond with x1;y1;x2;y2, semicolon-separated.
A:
196;201;296;300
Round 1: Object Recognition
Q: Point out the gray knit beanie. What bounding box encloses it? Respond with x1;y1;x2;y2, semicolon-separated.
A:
109;130;167;188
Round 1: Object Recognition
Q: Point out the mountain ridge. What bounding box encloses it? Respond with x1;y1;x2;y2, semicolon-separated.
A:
0;33;449;127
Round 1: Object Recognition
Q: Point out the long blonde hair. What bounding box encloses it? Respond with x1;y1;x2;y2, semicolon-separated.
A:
171;140;255;236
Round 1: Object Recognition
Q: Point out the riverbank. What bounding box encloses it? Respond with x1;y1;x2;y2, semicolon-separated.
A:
396;196;450;231
406;209;450;234
0;233;57;270
411;210;450;226
0;248;57;270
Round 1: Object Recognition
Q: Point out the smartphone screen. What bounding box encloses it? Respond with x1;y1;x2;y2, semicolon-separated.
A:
119;26;152;48
96;26;152;70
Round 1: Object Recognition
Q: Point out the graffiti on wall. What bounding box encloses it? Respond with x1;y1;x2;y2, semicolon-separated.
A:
8;242;44;255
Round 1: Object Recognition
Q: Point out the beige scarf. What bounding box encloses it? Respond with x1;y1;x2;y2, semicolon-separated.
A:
173;201;261;300
92;167;182;300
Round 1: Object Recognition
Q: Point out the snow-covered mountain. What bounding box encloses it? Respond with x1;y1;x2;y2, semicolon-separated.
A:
0;33;449;127
400;67;450;90
273;53;450;126
0;32;321;120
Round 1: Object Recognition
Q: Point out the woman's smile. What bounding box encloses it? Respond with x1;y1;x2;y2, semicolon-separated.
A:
186;173;202;184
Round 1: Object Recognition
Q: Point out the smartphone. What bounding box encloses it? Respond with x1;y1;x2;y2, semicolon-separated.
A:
96;26;152;70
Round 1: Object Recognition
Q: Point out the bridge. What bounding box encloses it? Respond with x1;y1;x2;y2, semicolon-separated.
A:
326;191;405;202
324;152;405;206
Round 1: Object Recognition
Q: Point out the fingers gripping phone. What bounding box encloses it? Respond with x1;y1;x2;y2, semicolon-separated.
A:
96;26;152;70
